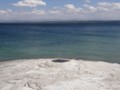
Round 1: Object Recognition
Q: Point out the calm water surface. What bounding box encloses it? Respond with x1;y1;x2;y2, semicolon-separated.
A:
0;21;120;63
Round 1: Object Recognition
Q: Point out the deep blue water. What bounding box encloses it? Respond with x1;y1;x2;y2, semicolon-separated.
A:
0;21;120;63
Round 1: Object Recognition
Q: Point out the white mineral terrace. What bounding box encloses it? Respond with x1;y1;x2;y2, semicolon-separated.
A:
0;58;120;90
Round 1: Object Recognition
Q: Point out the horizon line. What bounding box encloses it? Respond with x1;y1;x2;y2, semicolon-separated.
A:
1;20;120;23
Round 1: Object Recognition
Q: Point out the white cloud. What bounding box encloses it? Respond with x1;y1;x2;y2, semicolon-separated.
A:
13;0;46;7
65;4;82;13
82;2;120;13
22;9;46;16
49;10;61;14
65;4;76;10
63;2;120;20
97;2;120;11
0;9;12;14
2;2;120;21
31;9;46;15
83;4;97;13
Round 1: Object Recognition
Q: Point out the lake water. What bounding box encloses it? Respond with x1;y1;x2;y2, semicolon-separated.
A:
0;21;120;63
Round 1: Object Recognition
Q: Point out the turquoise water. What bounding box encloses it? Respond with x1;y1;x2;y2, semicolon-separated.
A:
0;21;120;63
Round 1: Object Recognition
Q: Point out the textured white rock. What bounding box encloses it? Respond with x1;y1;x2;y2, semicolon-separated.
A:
0;59;120;90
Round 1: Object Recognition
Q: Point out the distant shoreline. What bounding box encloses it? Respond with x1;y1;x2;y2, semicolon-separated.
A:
1;20;120;24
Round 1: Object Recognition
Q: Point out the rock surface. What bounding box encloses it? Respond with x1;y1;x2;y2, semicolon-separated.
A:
0;58;120;90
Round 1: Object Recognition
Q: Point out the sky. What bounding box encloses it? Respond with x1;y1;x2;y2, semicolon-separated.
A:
0;0;120;22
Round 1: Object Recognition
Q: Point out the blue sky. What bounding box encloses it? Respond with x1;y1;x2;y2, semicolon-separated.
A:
0;0;120;22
